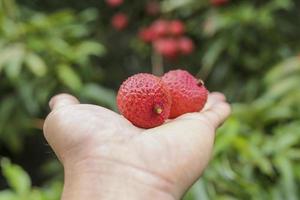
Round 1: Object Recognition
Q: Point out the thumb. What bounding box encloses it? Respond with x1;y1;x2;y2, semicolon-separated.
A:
49;93;80;111
43;93;80;161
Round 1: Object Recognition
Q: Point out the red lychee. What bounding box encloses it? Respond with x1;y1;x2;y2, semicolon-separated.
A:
153;38;179;59
169;20;185;36
111;13;128;31
162;70;208;118
178;37;195;55
151;19;169;38
105;0;123;7
211;0;229;6
138;27;154;43
117;73;171;128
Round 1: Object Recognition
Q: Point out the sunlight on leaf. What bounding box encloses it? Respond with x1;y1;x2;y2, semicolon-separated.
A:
25;52;47;77
1;158;31;196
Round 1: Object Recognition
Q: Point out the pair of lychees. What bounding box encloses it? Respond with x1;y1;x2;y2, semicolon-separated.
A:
117;70;208;128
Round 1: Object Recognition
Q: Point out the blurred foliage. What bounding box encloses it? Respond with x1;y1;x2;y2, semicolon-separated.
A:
0;158;61;200
184;56;300;199
0;0;115;153
0;0;300;199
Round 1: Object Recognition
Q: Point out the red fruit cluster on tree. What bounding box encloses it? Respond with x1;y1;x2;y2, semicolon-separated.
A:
211;0;229;6
105;0;128;31
153;38;178;59
105;0;124;7
111;12;128;31
138;19;194;59
169;20;185;36
151;19;170;38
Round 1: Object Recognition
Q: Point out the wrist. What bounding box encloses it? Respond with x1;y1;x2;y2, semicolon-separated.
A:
62;158;177;200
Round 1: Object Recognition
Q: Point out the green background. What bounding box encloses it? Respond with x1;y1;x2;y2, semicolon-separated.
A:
0;0;300;199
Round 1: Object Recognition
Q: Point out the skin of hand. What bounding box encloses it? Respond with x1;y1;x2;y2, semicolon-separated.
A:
43;92;230;200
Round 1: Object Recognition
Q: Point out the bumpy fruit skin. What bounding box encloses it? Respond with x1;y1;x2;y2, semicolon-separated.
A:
117;73;171;128
162;70;208;118
111;13;128;31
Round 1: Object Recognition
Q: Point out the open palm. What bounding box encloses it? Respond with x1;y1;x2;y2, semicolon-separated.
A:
43;92;230;200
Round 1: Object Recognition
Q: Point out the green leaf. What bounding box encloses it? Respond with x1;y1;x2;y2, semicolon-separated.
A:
264;57;300;86
24;52;47;77
28;189;44;200
17;80;40;115
200;38;226;78
263;76;300;100
214;118;239;156
270;185;284;200
275;156;298;200
161;0;194;12
250;145;273;175
0;44;24;73
183;190;195;200
4;48;24;79
0;190;17;200
75;41;105;64
57;64;82;91
190;179;210;200
270;0;293;10
1;158;31;195
76;41;105;56
42;181;63;200
47;38;73;59
0;97;15;134
275;133;300;152
79;8;98;22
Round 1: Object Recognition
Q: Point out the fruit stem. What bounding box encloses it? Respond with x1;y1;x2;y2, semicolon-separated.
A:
151;49;164;76
154;104;163;114
197;79;204;86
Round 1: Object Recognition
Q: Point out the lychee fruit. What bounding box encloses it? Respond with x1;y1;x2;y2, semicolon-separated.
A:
162;70;208;118
151;19;169;38
117;73;171;128
153;38;179;59
211;0;229;6
169;20;185;36
138;27;154;43
111;13;128;31
105;0;123;7
178;37;195;55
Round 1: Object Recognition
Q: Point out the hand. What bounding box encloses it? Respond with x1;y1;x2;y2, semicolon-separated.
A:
43;92;230;200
